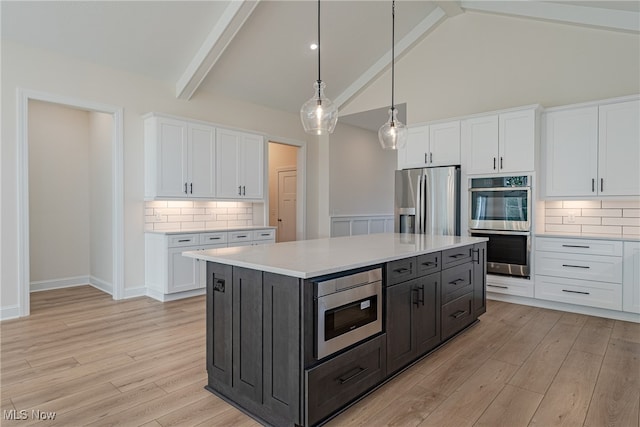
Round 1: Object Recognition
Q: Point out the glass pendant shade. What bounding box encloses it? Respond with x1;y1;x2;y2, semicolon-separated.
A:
378;107;407;150
300;80;338;135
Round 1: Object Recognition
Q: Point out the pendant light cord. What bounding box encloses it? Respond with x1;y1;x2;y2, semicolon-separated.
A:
317;0;322;98
391;0;396;124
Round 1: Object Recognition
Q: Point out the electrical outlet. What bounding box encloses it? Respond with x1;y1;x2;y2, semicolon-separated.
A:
567;211;576;223
155;213;163;221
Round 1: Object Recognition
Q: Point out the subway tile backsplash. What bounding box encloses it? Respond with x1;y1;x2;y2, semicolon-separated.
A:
144;201;255;231
544;200;640;236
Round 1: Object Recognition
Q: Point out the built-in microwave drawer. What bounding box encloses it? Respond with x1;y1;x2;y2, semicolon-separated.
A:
417;252;440;276
442;292;474;341
535;251;623;284
199;232;228;245
442;263;473;304
305;334;386;426
442;246;473;268
386;258;417;286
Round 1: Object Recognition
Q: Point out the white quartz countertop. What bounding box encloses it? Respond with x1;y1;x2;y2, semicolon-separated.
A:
535;232;640;242
183;233;488;279
146;225;277;235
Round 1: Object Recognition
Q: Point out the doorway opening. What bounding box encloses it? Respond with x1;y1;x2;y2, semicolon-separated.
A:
268;142;299;242
17;89;124;317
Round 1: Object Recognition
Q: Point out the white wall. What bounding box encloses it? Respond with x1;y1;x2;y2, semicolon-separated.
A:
329;122;396;215
1;40;317;315
89;111;113;287
342;11;640;122
28;100;91;284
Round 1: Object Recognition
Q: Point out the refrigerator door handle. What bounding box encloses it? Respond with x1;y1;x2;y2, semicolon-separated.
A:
415;174;422;234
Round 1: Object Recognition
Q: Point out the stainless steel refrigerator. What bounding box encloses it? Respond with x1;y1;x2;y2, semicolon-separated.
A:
395;166;460;235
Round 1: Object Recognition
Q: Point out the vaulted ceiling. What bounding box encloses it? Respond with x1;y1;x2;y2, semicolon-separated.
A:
2;0;638;119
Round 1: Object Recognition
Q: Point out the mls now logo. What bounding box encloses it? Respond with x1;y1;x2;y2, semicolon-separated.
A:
3;409;56;420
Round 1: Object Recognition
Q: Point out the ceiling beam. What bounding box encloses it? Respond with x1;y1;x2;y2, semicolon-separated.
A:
434;1;464;17
176;0;260;100
334;6;447;111
460;0;639;33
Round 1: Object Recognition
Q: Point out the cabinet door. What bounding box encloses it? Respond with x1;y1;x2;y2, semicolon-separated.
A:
414;273;441;355
598;100;640;196
216;129;242;198
499;109;535;173
167;247;199;293
429;121;460;167
401;126;429;169
472;242;487;317
462;115;499;175
232;267;263;403
385;279;417;374
188;123;216;198
156;118;188;197
623;242;640;314
544;106;598;197
207;262;233;387
241;133;264;199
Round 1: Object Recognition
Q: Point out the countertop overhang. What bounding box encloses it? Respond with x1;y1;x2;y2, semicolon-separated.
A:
183;233;488;279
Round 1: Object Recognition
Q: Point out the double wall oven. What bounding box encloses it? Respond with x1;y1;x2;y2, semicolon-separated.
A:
469;176;531;278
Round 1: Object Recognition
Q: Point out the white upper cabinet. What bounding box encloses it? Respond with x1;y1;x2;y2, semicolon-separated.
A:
598;100;640;196
543;98;639;198
145;115;216;199
216;128;264;199
462;107;537;176
397;121;460;169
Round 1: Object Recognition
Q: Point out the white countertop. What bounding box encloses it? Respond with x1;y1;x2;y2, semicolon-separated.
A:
146;225;276;235
535;232;640;242
183;233;488;279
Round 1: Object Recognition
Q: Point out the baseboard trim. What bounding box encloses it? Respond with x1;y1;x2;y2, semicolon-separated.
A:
146;288;206;302
0;305;21;321
123;287;148;299
30;276;90;292
89;276;113;295
488;292;640;323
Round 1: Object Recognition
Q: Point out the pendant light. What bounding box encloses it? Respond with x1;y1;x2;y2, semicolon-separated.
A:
378;0;407;150
300;0;338;135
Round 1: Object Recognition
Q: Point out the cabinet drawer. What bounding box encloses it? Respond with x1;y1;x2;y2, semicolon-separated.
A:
442;246;473;268
252;229;275;241
535;276;622;311
442;263;473;304
442;292;474;341
536;237;623;256
228;231;252;244
306;334;386;426
535;251;622;284
417;252;440;276
199;232;228;245
386;258;417;286
168;234;199;248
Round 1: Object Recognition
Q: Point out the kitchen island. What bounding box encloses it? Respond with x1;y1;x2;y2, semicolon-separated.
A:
184;233;488;426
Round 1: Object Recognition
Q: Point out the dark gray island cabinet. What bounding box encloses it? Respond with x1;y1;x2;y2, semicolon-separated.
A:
186;234;487;426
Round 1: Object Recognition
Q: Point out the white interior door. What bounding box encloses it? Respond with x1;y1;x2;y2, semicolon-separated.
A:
277;169;297;242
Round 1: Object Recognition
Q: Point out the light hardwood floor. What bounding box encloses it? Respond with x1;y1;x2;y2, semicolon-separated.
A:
1;286;638;426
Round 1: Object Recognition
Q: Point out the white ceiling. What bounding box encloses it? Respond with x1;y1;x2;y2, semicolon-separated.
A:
2;0;638;124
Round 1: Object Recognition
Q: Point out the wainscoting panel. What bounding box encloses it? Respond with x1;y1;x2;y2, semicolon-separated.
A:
330;215;394;237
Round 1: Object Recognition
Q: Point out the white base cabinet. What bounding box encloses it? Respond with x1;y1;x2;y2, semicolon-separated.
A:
623;242;640;314
145;229;275;300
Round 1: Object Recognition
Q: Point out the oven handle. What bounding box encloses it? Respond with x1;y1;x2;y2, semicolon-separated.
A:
469;187;530;192
469;229;530;236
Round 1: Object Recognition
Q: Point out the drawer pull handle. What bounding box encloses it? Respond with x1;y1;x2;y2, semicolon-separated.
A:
562;289;590;295
449;253;467;259
178;239;191;243
487;284;508;289
449;278;465;285
209;237;221;240
562;264;590;269
562;244;590;249
394;267;410;274
260;233;270;236
337;366;367;384
422;261;436;267
236;235;248;238
451;310;467;319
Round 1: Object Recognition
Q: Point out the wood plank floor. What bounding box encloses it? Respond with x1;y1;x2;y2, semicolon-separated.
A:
1;286;638;426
